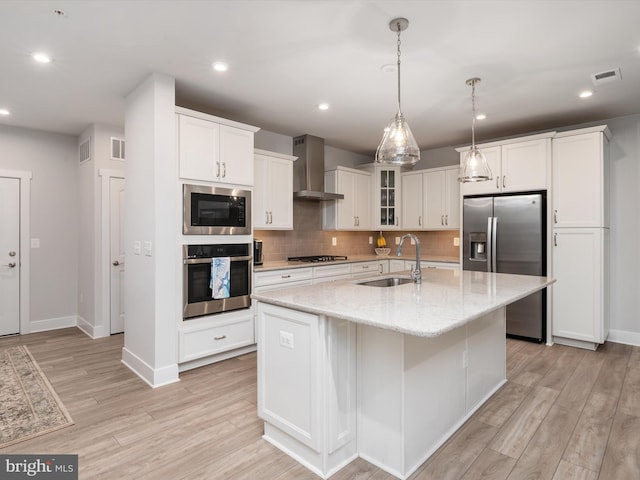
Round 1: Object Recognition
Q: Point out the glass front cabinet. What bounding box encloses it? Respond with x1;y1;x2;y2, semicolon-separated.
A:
358;164;403;230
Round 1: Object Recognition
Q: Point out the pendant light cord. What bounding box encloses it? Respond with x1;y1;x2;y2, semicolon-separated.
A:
471;80;477;148
396;23;402;116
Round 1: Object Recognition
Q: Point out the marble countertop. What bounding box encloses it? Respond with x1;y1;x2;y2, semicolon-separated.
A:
252;269;554;338
254;254;460;272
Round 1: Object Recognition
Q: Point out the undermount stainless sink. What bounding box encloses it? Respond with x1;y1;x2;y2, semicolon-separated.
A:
356;276;414;288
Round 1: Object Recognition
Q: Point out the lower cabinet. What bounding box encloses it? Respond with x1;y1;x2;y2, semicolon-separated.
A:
178;310;255;364
552;228;609;348
257;303;357;473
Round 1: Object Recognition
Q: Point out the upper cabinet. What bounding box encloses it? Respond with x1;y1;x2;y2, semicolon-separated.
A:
552;126;610;228
254;149;297;230
457;134;553;196
358;164;403;230
401;166;460;230
176;107;259;186
323;167;372;230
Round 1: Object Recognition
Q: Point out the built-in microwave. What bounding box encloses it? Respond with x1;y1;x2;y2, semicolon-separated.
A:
183;184;251;235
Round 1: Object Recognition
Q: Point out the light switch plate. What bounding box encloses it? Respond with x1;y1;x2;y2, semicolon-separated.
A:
133;241;141;255
279;330;294;349
143;241;152;257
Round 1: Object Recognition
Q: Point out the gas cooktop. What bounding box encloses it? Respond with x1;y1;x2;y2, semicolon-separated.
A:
288;255;348;263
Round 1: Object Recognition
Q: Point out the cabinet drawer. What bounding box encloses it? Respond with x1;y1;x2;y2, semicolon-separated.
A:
351;261;383;277
255;280;312;292
254;267;313;287
313;263;352;278
420;261;460;270
180;316;254;363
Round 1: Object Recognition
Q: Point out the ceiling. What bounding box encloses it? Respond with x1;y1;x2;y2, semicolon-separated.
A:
1;0;640;155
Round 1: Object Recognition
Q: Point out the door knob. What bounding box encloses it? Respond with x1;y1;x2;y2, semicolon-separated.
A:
112;260;123;266
2;262;16;268
8;251;16;257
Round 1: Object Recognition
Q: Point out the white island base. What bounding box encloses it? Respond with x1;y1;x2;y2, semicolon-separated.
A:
256;302;506;479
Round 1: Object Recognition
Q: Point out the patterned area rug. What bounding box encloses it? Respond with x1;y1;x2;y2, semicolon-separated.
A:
0;345;73;448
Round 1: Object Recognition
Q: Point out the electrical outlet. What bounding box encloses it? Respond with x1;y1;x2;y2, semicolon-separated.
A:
368;236;373;245
279;330;294;349
134;241;141;255
453;237;460;247
332;237;337;246
395;237;400;245
410;237;415;245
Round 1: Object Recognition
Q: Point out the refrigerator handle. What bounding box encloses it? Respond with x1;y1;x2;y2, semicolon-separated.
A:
486;217;493;272
491;217;498;272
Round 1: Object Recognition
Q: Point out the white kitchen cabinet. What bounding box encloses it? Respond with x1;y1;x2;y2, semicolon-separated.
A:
457;134;553;196
358;164;402;230
257;302;357;470
552;228;609;348
178;309;255;364
254;267;313;292
312;263;352;284
552;126;610;228
389;259;406;273
323;167;372;230
420;261;460;270
401;166;460;230
351;260;388;278
254;149;296;230
176;108;258;186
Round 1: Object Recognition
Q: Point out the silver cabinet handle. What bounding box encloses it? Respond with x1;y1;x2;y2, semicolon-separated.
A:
265;211;269;224
496;176;499;189
554;233;558;247
216;162;221;178
112;260;123;266
214;335;227;341
445;214;449;226
281;274;291;279
222;162;227;178
418;215;421;227
395;216;399;226
441;215;444;226
2;262;16;268
502;175;506;188
362;265;370;269
270;211;273;224
554;210;558;224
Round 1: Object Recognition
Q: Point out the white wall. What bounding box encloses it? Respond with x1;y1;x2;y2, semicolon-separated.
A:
0;124;78;330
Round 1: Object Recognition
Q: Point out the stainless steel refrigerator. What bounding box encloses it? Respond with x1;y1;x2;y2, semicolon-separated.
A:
463;193;546;342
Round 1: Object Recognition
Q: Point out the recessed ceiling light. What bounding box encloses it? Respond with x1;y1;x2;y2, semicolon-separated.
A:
318;103;330;111
475;113;487;120
0;108;10;116
579;90;594;98
212;62;228;72
32;52;51;64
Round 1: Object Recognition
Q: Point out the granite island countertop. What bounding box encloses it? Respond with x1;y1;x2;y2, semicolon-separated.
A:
252;269;554;338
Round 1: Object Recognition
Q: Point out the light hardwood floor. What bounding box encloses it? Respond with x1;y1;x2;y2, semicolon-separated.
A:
1;328;639;479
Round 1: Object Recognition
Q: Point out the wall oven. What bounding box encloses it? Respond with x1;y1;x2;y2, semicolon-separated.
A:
183;244;252;319
183;184;251;235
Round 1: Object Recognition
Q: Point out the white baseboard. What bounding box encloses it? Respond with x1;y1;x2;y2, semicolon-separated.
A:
76;316;109;339
121;347;180;388
29;315;77;333
607;329;640;347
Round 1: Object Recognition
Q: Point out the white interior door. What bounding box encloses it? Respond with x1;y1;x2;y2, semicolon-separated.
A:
110;177;125;334
0;177;20;336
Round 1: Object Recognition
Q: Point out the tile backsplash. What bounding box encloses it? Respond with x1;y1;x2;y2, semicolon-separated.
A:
255;201;460;262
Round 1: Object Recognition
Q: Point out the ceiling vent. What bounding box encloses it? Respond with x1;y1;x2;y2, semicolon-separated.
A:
591;67;621;86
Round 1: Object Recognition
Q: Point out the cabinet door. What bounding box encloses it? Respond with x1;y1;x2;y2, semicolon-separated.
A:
178;114;219;181
552;133;604;228
552;228;604;343
336;171;356;229
253;154;269;228
424;170;445;229
354;172;372;230
401;173;423;229
268;157;294;229
444;168;460;229
219;125;254;186
460;146;501;196
376;168;400;229
501;138;549;192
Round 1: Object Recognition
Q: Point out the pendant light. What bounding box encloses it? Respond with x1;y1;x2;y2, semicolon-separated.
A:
375;17;420;166
459;77;492;182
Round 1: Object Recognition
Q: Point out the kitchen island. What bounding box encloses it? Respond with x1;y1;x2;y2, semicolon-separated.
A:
252;269;554;479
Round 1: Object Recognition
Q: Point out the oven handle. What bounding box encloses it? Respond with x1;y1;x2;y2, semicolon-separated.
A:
184;255;253;265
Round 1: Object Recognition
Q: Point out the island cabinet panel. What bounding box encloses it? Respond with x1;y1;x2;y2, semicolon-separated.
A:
257;303;358;478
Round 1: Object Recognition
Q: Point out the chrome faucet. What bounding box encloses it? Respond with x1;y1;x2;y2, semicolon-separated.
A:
396;233;421;284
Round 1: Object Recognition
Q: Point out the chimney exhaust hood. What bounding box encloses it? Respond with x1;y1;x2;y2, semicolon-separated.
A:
292;134;344;201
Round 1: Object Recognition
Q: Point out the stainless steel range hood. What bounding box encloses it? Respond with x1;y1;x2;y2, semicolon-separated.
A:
293;134;344;201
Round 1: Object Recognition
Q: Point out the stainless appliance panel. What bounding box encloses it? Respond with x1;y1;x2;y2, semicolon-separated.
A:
506;290;544;340
462;197;493;271
183;184;251;235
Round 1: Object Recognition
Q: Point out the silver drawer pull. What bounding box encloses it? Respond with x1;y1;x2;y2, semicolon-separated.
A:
281;274;291;279
214;335;227;341
362;265;369;269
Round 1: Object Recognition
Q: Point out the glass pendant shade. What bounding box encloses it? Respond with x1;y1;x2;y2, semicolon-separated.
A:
459;77;492;182
375;113;420;165
459;147;492;182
